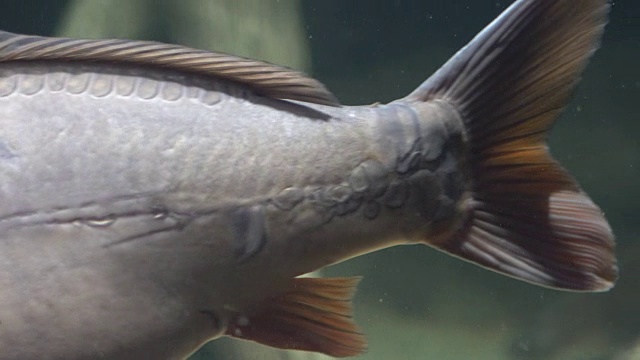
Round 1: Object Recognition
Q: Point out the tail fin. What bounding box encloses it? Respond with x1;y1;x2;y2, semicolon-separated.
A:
407;0;617;291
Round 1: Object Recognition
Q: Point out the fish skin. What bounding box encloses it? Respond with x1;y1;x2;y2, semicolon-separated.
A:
0;0;616;358
0;62;461;360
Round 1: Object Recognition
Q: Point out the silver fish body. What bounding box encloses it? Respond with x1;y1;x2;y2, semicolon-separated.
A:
0;62;463;359
0;0;617;358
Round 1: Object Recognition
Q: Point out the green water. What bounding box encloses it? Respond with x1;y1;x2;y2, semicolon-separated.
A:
2;1;638;359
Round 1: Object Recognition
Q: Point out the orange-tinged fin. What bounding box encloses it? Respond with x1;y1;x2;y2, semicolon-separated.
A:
225;277;366;357
406;0;617;291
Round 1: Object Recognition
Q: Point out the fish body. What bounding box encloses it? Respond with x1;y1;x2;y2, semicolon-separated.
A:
0;0;617;359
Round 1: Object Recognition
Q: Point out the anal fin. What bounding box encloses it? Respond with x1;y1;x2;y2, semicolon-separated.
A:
225;277;366;358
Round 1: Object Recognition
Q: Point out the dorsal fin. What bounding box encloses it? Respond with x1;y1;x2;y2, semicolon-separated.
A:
0;31;339;106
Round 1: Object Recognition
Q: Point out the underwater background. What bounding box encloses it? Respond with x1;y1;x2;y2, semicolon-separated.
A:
1;1;638;359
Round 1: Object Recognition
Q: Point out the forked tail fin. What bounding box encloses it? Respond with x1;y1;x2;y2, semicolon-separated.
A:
406;0;617;291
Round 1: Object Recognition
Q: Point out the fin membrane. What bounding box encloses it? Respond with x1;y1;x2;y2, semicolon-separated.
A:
408;0;617;291
0;31;339;106
226;277;366;357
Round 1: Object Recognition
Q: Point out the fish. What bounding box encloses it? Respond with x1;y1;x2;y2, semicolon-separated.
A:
0;0;617;358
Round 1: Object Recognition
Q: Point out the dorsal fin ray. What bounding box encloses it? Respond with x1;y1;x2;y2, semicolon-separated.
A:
0;31;340;106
